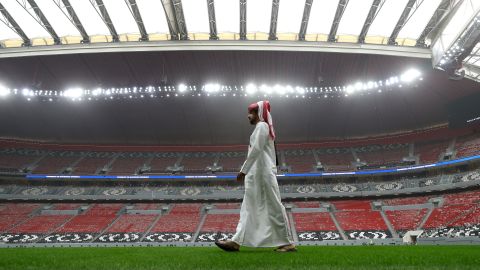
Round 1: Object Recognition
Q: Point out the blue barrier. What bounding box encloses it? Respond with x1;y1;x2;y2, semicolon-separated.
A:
25;154;480;180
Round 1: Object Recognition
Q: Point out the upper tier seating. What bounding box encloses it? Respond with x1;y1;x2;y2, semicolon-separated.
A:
74;157;112;174
318;150;354;172
218;153;245;172
284;150;315;173
148;157;178;173
0;154;35;171
415;139;450;164
355;144;408;167
455;134;480;158
181;153;215;173
1;127;479;174
33;156;78;174
109;157;148;174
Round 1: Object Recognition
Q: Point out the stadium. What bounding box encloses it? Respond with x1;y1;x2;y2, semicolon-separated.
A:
0;0;480;269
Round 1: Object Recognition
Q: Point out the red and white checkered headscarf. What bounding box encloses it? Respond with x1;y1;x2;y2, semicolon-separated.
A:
248;100;275;140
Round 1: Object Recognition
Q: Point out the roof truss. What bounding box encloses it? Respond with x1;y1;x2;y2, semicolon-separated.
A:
17;0;61;45
328;0;349;42
0;2;30;46
358;0;386;44
125;0;149;41
416;0;457;47
268;0;280;40
90;0;119;42
206;0;218;40
240;0;246;40
53;0;90;43
388;0;424;45
298;0;313;41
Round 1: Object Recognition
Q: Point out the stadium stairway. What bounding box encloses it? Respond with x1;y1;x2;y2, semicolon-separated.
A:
379;209;399;238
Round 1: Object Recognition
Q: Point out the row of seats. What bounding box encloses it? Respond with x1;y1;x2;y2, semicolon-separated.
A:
1;128;479;174
385;209;428;231
456;134;480;158
150;204;202;233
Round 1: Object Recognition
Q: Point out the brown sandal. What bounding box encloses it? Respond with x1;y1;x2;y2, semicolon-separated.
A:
215;240;240;252
274;244;297;252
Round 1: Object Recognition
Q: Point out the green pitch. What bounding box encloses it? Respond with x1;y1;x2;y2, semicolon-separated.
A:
0;245;479;270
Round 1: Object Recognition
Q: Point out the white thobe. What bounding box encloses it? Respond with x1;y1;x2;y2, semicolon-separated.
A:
231;122;293;247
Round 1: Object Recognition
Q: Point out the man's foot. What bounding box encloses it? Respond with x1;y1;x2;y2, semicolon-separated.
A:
215;240;240;252
274;244;297;252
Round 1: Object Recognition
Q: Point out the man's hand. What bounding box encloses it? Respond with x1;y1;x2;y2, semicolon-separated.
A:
236;172;246;182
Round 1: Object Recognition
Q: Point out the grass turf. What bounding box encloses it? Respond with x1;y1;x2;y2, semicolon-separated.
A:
0;245;479;270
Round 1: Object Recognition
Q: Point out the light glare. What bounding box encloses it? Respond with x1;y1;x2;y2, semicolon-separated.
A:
178;83;187;93
401;69;421;82
0;85;10;97
64;88;84;98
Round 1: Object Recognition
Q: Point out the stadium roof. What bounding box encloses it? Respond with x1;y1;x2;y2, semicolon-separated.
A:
0;0;455;57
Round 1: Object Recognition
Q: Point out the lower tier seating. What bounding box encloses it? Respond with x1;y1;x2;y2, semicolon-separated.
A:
385;209;428;231
292;212;337;231
200;214;239;232
1;189;479;243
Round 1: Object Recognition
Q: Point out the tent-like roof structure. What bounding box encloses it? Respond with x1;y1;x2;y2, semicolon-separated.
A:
0;0;452;49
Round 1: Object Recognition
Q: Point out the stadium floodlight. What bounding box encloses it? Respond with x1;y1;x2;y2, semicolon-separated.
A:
366;81;374;89
273;85;285;95
178;83;187;93
260;84;272;94
295;86;305;94
285;85;294;94
7;68;425;102
0;85;9;97
64;88;84;99
346;85;355;94
246;84;257;95
205;83;221;93
400;69;421;83
354;82;363;91
92;88;102;96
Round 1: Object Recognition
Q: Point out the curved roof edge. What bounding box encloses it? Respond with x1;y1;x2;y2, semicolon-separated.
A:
0;40;432;59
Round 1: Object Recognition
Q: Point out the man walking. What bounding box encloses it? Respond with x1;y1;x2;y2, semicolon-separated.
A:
215;100;296;252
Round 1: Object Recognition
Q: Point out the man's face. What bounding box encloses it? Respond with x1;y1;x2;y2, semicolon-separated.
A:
248;109;259;125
